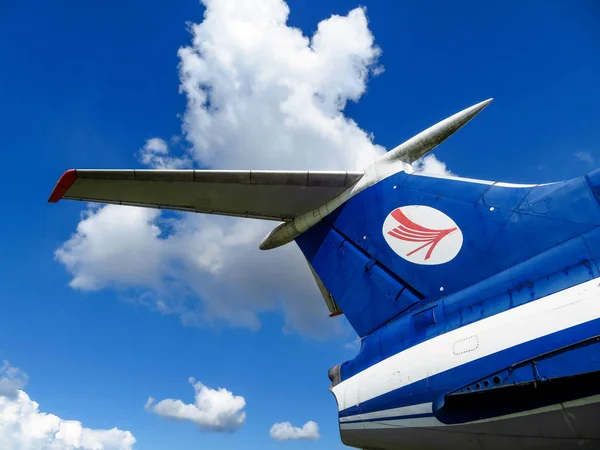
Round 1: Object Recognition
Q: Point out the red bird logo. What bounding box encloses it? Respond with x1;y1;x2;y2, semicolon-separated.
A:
387;209;458;261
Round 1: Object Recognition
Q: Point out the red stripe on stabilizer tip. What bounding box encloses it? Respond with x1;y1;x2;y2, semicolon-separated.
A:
48;169;77;203
329;311;344;317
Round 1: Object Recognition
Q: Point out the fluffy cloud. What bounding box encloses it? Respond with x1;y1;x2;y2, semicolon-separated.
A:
269;421;320;441
0;361;135;450
0;360;28;399
55;206;164;292
177;0;384;171
138;138;191;169
55;0;453;336
412;154;454;176
145;378;246;432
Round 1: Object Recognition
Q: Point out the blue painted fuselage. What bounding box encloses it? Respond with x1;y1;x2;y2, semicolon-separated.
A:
296;168;600;449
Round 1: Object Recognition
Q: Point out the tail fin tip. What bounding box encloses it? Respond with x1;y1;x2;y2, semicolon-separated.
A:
384;97;493;164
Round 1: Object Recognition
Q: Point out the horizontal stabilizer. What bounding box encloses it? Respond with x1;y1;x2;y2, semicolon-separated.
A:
48;169;364;221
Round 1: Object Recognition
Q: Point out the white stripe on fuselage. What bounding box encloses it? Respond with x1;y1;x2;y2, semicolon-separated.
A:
333;277;600;412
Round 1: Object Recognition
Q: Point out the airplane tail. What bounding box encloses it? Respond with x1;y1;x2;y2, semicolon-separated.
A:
285;104;600;341
296;168;600;337
48;97;498;337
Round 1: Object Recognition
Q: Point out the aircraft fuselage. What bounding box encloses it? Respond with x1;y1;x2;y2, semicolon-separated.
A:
297;168;600;449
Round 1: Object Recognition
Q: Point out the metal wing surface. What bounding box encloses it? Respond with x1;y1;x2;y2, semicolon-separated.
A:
48;169;364;221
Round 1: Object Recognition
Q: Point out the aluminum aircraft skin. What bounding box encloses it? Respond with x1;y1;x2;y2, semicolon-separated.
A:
49;99;600;449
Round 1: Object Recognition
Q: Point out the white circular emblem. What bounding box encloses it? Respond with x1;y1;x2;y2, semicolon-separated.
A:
382;205;463;265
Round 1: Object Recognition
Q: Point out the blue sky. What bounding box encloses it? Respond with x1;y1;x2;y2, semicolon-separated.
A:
0;0;599;448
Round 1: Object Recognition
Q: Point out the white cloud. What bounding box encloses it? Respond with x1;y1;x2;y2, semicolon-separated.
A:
575;151;594;164
0;360;28;399
55;205;164;291
412;154;454;176
177;0;384;171
0;361;135;450
269;421;320;441
145;377;246;433
144;137;168;154
138;138;191;169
